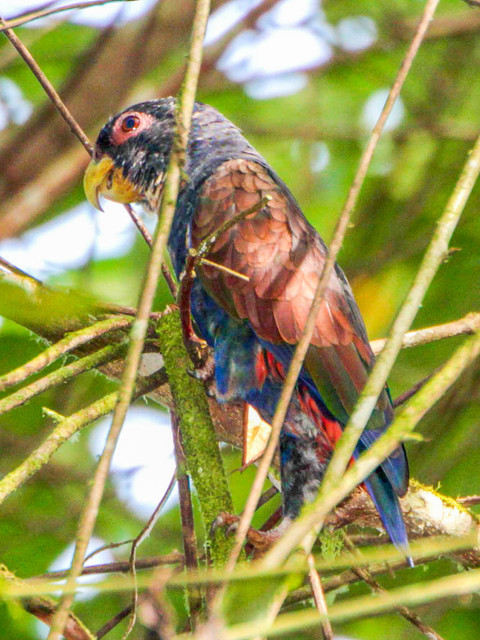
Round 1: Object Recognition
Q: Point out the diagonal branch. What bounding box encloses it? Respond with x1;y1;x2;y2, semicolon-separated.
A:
217;0;442;586
0;16;93;154
1;0;127;31
0;370;166;508
370;311;480;354
262;328;480;567
45;1;212;638
315;130;480;533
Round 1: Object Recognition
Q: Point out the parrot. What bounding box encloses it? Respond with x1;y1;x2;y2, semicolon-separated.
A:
84;98;411;561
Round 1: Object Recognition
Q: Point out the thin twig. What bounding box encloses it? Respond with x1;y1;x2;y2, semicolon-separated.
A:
123;203;152;247
96;604;134;639
306;554;334;640
217;0;441;593
393;369;437;408
0;316;132;392
122;472;177;639
123;203;180;296
123;203;177;297
34;553;184;581
162;262;178;298
1;0;127;31
371;312;480;354
0;342;127;416
45;1;211;637
0;16;93;154
199;258;250;282
84;539;136;564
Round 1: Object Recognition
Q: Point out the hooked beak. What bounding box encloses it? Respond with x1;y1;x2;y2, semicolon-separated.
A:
84;155;142;211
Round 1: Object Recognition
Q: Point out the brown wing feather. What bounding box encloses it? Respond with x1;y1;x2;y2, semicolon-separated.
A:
191;158;387;423
192;159;364;349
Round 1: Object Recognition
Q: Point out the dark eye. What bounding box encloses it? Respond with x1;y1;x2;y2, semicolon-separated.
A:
121;114;140;132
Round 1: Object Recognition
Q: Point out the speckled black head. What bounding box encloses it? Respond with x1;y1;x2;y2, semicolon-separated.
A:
84;97;262;213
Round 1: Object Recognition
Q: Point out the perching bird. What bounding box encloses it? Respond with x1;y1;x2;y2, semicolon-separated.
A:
84;98;410;559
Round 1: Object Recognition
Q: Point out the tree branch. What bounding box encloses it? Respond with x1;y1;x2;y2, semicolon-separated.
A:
1;0;127;31
0;16;93;154
370;312;480;354
0;370;166;508
0;564;95;640
0;316;132;392
157;310;234;566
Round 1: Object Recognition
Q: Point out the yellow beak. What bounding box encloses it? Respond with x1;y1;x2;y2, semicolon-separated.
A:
84;155;142;211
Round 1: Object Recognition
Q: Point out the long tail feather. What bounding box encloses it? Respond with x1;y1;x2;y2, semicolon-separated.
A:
364;469;413;567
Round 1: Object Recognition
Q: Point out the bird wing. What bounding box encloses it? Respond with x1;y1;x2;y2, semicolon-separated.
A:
191;157;392;432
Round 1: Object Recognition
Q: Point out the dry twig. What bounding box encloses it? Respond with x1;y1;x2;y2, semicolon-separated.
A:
45;0;212;637
1;0;126;31
217;0;443;592
122;472;177;639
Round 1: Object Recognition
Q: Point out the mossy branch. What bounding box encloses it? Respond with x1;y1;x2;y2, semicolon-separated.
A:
157;309;235;566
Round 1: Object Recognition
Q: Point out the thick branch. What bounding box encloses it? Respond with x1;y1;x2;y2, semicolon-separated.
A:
157;310;234;565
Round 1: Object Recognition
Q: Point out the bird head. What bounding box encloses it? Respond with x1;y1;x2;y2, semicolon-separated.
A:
84;98;176;212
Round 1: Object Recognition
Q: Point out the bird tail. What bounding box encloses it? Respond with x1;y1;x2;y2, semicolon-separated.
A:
364;468;413;567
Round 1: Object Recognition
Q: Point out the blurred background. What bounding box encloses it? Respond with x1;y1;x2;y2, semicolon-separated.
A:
0;0;479;637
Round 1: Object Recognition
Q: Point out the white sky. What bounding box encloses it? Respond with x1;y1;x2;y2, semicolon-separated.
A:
89;406;178;519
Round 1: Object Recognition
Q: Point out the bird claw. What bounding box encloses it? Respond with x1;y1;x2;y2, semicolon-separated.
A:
189;352;215;381
211;512;286;557
211;512;240;537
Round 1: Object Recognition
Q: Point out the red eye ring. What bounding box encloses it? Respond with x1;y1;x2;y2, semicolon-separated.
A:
121;114;141;133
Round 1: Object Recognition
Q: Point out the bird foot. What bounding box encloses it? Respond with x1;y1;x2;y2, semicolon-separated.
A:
189;351;215;382
212;512;290;557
